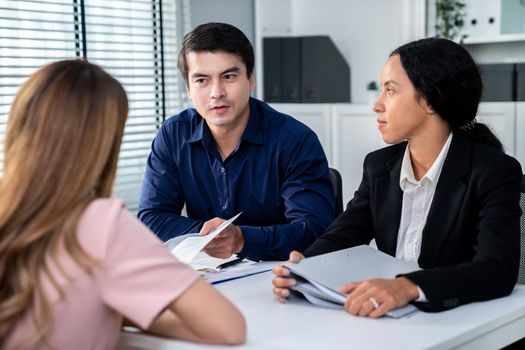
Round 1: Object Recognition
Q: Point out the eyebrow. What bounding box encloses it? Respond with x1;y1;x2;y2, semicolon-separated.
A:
191;66;241;79
383;80;401;87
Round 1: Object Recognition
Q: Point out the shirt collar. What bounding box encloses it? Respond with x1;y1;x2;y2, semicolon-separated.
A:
240;98;264;145
187;98;264;145
188;109;205;143
399;144;415;189
399;132;453;189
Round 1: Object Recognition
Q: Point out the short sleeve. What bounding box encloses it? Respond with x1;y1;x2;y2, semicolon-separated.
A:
90;200;199;329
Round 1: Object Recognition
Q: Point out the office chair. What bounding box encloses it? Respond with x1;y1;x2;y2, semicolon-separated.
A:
517;175;525;285
329;167;344;217
503;176;525;350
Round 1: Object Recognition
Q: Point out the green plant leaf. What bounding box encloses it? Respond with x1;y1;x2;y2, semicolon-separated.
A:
435;0;467;41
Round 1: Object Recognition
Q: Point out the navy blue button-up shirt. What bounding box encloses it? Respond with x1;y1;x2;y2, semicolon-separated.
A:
138;98;334;261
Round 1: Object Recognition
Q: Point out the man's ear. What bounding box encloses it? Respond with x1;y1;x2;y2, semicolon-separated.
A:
249;74;255;91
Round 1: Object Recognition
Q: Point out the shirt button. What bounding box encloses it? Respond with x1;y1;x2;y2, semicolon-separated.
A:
220;167;225;173
222;203;228;210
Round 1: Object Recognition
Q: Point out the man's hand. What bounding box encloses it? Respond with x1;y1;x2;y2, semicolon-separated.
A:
200;217;244;259
272;251;305;303
337;277;419;318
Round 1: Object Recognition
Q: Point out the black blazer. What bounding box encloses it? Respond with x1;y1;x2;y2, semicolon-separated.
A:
304;133;523;312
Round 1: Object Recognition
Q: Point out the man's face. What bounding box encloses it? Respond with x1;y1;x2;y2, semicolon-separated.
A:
186;50;254;130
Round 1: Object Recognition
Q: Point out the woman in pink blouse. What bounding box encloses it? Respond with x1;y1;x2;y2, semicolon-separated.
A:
0;60;245;349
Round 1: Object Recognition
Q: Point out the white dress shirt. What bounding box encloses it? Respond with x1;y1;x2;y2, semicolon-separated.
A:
395;133;453;301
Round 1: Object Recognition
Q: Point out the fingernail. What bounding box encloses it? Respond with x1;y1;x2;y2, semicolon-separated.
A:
282;269;290;276
281;290;289;297
289;279;296;286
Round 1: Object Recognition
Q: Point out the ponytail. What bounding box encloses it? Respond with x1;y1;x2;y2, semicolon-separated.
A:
456;122;503;151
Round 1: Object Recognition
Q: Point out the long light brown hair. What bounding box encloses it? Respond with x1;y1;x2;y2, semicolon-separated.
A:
0;60;128;347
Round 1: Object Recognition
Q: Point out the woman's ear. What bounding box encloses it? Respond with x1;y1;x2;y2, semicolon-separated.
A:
420;97;435;115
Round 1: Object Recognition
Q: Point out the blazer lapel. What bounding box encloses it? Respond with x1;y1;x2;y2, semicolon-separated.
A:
418;134;471;268
374;144;405;257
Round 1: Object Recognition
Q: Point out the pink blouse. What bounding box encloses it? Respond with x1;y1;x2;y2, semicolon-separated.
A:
5;198;199;350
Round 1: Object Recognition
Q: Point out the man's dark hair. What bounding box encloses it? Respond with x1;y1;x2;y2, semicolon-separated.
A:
177;22;254;87
391;37;502;150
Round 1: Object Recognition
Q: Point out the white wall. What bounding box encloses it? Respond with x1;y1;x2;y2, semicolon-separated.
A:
292;0;404;104
190;0;255;45
255;0;426;103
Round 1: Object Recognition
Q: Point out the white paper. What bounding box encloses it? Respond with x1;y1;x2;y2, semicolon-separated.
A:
295;288;341;309
189;251;238;270
293;281;344;305
170;212;242;264
164;233;199;251
308;279;346;303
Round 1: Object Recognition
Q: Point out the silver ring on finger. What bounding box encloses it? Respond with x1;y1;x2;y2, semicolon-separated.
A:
369;297;379;309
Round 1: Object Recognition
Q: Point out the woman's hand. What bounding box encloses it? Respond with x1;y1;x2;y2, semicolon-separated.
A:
272;251;305;303
338;277;419;318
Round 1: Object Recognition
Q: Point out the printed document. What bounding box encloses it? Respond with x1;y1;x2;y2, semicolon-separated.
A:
163;212;273;283
166;212;242;264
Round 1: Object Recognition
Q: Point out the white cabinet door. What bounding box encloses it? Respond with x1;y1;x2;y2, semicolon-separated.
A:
516;102;525;169
269;103;333;164
332;104;386;203
477;102;516;156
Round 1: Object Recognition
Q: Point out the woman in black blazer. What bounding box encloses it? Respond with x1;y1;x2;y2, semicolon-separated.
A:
272;37;523;316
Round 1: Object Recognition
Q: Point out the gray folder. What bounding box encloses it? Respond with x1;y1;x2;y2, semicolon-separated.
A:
284;245;421;318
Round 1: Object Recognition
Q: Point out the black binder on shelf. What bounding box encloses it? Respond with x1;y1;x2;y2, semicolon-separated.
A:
263;38;283;102
282;37;302;102
517;64;525;101
478;63;515;102
263;35;350;103
301;36;350;103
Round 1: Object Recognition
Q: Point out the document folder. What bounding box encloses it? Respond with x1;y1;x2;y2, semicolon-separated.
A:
284;245;420;318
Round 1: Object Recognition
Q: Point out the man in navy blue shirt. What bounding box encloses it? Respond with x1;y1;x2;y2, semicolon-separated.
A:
138;22;334;261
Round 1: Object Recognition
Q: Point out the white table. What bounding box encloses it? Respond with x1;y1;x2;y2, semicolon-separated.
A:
117;272;525;350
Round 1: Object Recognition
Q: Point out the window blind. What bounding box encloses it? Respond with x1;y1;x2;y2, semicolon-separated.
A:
0;0;190;211
0;0;78;175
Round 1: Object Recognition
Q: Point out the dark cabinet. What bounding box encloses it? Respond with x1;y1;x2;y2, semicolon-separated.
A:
263;36;350;103
478;63;525;102
479;64;515;101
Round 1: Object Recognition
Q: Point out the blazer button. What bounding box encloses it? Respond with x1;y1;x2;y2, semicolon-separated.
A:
442;298;459;308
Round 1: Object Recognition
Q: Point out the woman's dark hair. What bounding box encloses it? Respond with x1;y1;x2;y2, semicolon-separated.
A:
391;37;503;151
177;22;254;87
